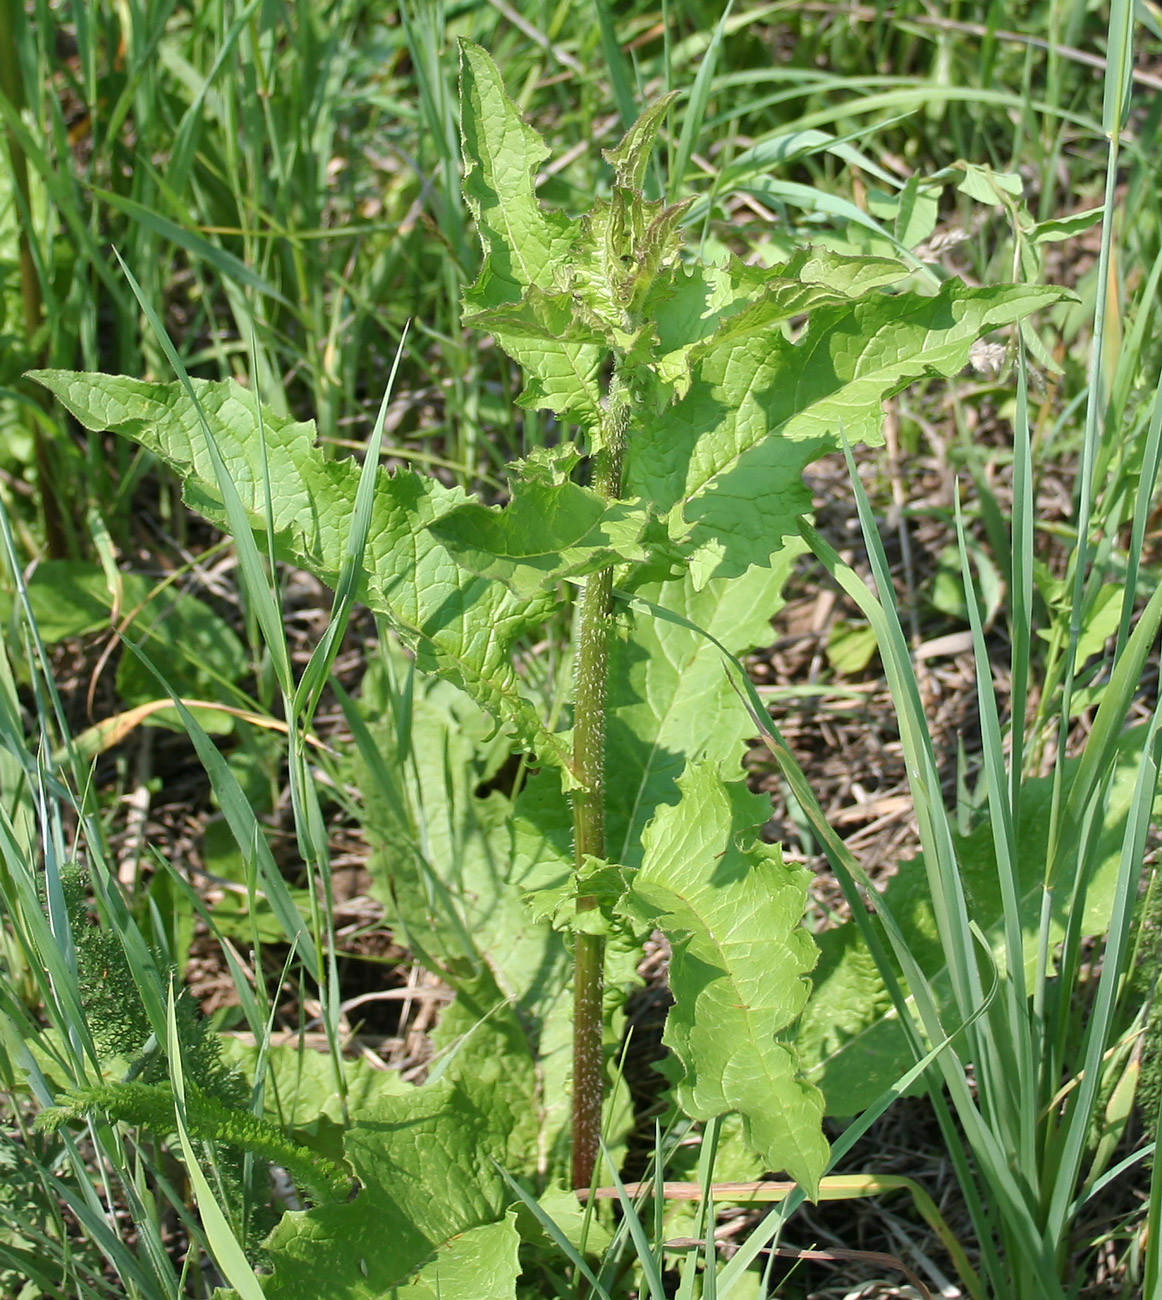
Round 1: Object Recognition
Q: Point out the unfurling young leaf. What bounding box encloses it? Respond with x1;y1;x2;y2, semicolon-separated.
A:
603;91;680;191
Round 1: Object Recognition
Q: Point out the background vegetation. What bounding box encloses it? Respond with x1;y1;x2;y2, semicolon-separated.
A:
1;0;1160;1297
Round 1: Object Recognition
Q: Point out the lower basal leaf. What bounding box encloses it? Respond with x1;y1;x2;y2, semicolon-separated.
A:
628;762;828;1196
351;652;635;1177
403;1216;521;1300
255;970;539;1300
256;1074;517;1300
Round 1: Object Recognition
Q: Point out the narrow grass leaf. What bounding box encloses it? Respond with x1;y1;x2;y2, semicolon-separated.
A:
1117;360;1162;657
1056;576;1162;883
1046;704;1162;1240
954;486;1035;1164
120;639;316;981
165;985;266;1300
495;1167;613;1300
1145;1100;1162;1296
1103;0;1136;133
590;0;639;131
668;2;732;202
113;253;294;699
92;190;289;307
292;325;410;724
598;1140;668;1300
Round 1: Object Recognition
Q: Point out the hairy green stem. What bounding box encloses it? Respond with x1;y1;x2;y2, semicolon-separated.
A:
571;373;630;1190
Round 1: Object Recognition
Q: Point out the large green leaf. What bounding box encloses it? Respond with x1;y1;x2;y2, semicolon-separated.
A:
218;1039;413;1134
350;656;632;1176
28;370;568;768
796;725;1162;1116
252;892;541;1300
645;248;912;399
431;479;653;596
0;560;245;732
456;41;1062;598
628;280;1064;587
354;655;567;1007
0;560;145;641
628;762;828;1195
403;1217;521;1300
457;41;568;299
605;558;802;863
257;1075;517;1300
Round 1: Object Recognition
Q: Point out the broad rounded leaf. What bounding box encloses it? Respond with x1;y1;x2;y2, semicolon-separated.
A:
258;1078;515;1300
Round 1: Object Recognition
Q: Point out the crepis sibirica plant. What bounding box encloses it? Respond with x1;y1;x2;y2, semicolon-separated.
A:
29;42;1059;1295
